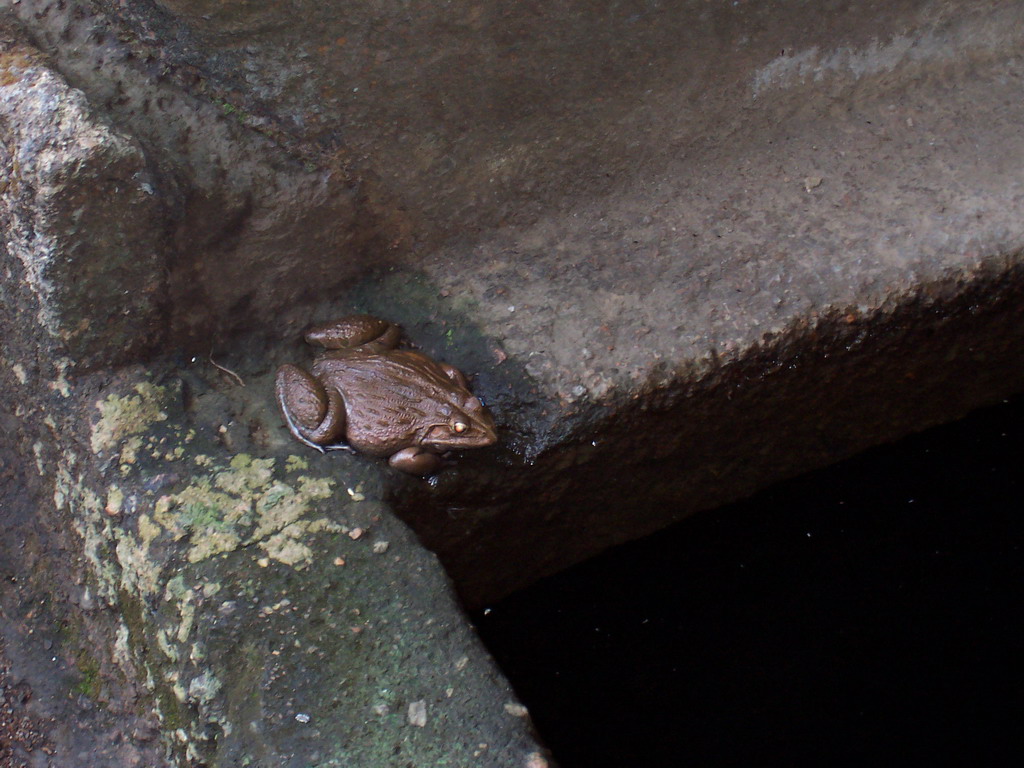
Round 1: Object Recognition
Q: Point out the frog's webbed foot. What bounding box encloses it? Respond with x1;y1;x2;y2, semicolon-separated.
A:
388;447;443;476
304;315;402;352
325;442;358;454
275;364;346;449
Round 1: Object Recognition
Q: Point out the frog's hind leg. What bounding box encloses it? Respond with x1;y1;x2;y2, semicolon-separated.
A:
275;364;347;450
304;315;402;351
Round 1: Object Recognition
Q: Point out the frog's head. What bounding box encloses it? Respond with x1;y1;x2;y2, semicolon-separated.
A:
423;396;497;451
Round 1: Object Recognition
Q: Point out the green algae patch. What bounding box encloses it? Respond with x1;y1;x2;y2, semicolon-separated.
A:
147;454;339;569
154;477;247;562
214;454;275;496
285;454;309;473
73;649;103;699
90;382;169;455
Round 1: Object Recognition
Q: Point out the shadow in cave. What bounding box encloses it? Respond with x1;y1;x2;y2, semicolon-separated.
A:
472;393;1023;766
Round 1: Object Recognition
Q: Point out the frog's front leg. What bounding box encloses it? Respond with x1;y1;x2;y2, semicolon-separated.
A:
304;315;402;352
275;364;347;450
388;447;443;476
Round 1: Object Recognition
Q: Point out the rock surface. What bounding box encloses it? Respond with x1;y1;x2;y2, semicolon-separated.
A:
1;21;164;370
4;0;1024;765
0;317;549;767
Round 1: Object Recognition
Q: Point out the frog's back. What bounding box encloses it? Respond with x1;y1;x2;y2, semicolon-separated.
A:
311;349;463;455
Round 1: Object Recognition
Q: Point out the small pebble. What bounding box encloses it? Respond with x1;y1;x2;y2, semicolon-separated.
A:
408;700;427;727
372;541;389;554
348;528;364;540
803;175;823;192
295;713;311;724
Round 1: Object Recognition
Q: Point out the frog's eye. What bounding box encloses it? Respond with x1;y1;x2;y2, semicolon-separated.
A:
453;421;468;434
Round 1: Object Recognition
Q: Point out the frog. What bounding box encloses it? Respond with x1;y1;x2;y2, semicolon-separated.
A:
275;315;497;475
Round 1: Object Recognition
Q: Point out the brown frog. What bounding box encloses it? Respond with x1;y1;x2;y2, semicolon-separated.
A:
275;315;497;475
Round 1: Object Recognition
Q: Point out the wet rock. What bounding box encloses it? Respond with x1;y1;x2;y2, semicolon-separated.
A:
0;19;166;370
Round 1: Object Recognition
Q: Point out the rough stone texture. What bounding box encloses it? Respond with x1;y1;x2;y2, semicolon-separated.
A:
4;0;1024;765
1;21;165;370
5;1;397;351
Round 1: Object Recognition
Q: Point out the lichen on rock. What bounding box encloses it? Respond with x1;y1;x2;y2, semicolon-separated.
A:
148;453;339;569
90;382;170;456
